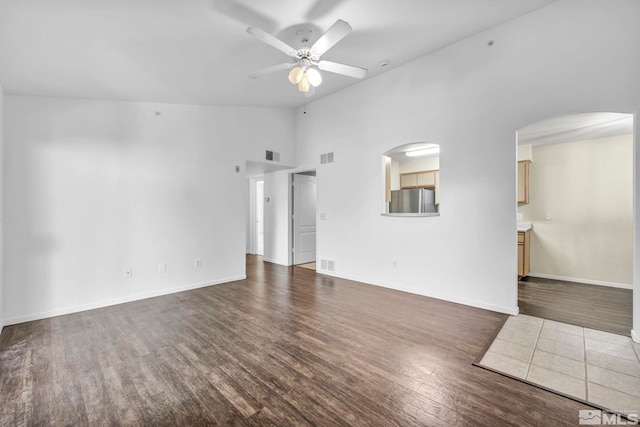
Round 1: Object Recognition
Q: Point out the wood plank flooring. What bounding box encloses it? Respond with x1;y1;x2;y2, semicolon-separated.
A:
1;255;593;426
296;262;316;271
519;276;633;336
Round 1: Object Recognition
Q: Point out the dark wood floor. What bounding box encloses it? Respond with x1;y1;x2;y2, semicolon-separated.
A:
1;256;593;426
519;276;633;336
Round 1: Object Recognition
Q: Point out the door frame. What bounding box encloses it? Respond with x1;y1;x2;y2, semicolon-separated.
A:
247;177;264;255
288;170;318;266
255;180;264;256
514;111;637;341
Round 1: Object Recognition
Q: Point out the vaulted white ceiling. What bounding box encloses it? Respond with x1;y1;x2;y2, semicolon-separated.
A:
0;0;557;108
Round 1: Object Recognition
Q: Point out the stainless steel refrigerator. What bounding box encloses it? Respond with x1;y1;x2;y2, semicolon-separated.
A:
390;188;437;214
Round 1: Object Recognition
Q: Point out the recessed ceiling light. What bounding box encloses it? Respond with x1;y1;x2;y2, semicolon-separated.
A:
406;145;440;157
379;60;391;67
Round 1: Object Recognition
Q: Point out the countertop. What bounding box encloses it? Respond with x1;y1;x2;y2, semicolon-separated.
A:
517;222;532;232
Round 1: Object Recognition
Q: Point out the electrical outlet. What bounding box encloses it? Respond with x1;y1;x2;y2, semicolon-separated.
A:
545;213;552;220
124;268;132;278
159;263;167;273
195;259;203;268
392;260;398;271
516;213;523;220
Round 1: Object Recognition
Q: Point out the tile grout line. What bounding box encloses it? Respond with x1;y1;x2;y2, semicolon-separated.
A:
633;339;640;364
524;318;544;380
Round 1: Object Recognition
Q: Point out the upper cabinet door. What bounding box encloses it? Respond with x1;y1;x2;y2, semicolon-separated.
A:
417;171;436;187
400;173;418;188
517;161;530;204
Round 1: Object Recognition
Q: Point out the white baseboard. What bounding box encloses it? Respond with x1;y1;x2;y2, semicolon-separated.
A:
317;269;519;316
527;273;632;289
3;275;246;327
632;330;639;344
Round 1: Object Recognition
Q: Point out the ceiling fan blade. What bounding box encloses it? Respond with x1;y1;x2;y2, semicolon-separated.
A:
248;62;295;79
318;60;367;79
310;19;351;57
246;27;298;58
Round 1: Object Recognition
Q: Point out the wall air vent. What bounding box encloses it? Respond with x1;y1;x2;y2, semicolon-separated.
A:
320;152;335;164
320;259;335;272
266;150;280;162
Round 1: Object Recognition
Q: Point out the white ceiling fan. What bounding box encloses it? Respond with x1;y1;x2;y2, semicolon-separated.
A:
247;19;368;94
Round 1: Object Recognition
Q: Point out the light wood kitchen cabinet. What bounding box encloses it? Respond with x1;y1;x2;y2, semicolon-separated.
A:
400;170;438;189
517;160;530;204
385;157;392;203
416;171;436;187
400;173;418;188
434;171;439;205
518;230;530;277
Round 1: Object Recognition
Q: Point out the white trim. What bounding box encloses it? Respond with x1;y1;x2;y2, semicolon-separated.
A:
527;272;632;289
317;270;519;315
632;329;639;344
3;275;246;327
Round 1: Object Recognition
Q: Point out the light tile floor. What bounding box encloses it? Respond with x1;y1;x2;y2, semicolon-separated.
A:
479;314;640;415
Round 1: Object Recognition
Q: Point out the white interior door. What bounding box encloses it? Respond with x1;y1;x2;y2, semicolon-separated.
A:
255;180;264;256
293;173;317;265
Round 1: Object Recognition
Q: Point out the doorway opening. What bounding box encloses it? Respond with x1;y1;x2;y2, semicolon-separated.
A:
291;171;317;269
515;112;635;336
247;177;265;256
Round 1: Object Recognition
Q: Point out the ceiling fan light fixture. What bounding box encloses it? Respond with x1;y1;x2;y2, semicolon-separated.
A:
306;67;322;87
288;66;304;84
247;19;368;95
298;73;310;92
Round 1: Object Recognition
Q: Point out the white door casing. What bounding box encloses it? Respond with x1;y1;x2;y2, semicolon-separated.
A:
256;180;264;256
293;174;317;265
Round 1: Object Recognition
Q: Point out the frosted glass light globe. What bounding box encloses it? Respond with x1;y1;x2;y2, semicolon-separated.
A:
297;74;310;92
288;66;304;84
306;68;322;87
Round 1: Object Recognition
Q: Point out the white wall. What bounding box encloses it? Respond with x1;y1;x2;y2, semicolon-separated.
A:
518;145;533;162
519;135;633;286
0;84;4;332
288;0;640;322
3;96;295;324
263;170;291;265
